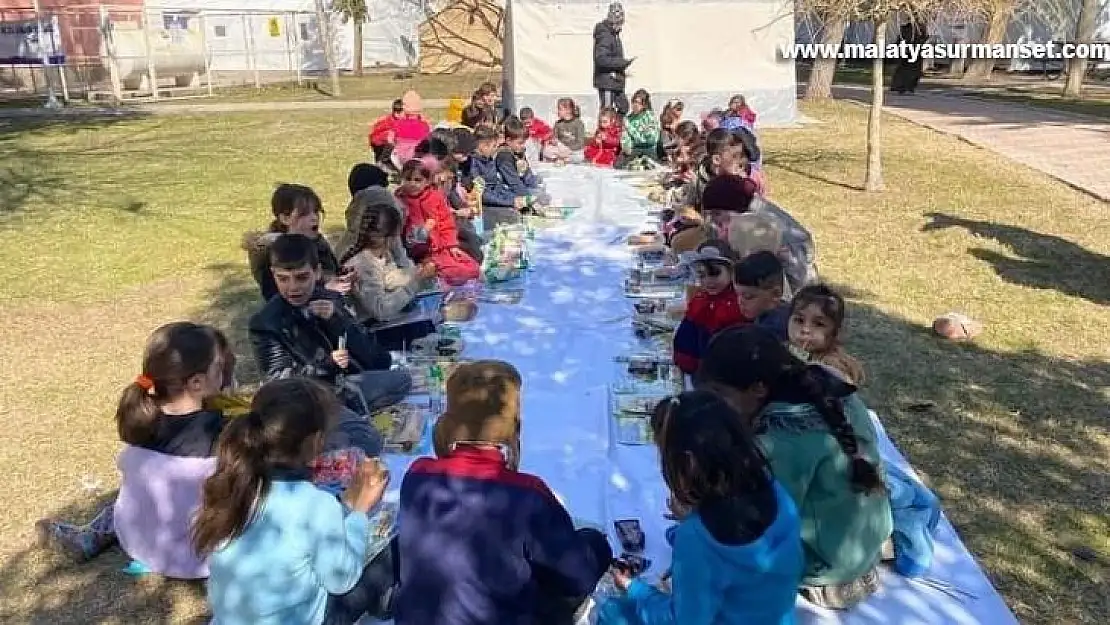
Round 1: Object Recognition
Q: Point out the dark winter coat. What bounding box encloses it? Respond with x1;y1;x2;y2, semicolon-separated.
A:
592;21;631;92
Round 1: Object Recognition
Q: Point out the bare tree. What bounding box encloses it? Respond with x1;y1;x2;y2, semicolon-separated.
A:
802;0;858;99
961;0;1016;82
315;0;342;96
1064;0;1101;96
864;16;888;191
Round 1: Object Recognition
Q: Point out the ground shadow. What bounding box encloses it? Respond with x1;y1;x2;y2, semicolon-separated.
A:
922;212;1110;306
0;112;153;225
763;150;864;191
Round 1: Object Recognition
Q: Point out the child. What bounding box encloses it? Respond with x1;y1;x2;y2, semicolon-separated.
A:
395;160;481;285
697;326;892;609
392;90;432;165
395;360;613;624
247;234;411;414
197;378;398;625
419;131;484;263
544;97;586;164
497;116;542;201
243;184;349;302
788;284;866;386
701;174;818;294
37;322;224;574
677;128;728;210
585;106;622;167
619;89;662;165
519;106;553;146
735;251;791;341
597;391;803;625
461;102;493;129
466;125;528;230
673;241;744;375
701;108;724;132
658;98;684;147
722;94;758;131
339;163;393;260
369;99;404;166
348;162;390;197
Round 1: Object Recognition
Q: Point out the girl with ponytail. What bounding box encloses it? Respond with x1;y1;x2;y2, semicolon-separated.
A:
38;322;228;576
695;325;893;610
197;378;398;625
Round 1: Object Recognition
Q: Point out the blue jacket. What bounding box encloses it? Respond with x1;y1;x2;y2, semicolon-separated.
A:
465;150;537;208
757;302;791;342
207;476;371;625
395;446;610;625
598;482;802;625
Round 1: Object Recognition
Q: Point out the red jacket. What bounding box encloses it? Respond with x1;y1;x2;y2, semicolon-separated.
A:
369;114;399;147
673;285;745;374
395;185;478;285
584;125;621;167
524;118;553;143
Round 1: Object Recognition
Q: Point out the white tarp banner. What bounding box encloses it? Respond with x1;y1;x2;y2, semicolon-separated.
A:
503;0;797;125
0;17;65;65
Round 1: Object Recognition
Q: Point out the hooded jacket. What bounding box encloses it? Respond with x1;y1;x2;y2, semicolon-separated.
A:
598;482;802;625
592;21;631;92
756;393;893;587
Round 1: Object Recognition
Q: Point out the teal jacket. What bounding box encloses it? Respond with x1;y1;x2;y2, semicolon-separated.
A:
621;110;661;153
756;394;893;587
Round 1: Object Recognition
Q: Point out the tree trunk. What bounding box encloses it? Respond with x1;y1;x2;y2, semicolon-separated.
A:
963;6;1010;83
864;17;887;192
353;19;364;77
948;22;969;77
315;0;342;96
805;16;848;100
1064;0;1100;96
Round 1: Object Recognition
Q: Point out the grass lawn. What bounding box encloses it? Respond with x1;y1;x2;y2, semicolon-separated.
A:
2;101;1109;624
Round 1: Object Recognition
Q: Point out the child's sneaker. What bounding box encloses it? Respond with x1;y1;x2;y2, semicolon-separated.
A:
35;519;115;562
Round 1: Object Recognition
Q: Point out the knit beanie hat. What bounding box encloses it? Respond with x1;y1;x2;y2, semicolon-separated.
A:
701;174;758;213
402;90;423;115
606;2;625;26
433;360;523;463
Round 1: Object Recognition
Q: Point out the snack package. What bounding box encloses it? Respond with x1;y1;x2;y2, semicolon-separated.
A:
614;519;646;553
309;448;368;496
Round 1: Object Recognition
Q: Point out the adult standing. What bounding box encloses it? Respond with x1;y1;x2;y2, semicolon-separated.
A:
890;19;928;94
593;2;634;115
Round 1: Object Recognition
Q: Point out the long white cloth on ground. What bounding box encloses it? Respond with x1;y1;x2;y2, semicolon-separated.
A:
378;165;1017;625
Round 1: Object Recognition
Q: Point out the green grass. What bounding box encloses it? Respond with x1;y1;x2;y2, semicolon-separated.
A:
2;101;1110;624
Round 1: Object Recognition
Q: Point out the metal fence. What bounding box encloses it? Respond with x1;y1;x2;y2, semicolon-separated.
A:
0;3;425;103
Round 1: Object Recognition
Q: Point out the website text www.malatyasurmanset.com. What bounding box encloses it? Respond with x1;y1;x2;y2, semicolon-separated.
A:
781;41;1110;63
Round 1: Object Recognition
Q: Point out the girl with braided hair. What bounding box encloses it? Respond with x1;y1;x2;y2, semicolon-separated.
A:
695;325;893;610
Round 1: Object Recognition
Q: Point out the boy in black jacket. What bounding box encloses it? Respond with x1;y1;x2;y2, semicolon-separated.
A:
248;234;412;414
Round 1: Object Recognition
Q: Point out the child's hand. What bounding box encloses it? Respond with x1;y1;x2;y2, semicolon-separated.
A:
417;262;437;280
324;275;352;295
308;299;336;319
343;458;390;514
425;219;436;230
386;130;396;144
331;349;350;370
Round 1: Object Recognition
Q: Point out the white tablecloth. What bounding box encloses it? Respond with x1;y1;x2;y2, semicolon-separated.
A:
379;165;1017;625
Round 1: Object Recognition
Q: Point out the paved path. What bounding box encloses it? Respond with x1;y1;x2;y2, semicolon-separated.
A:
834;84;1110;202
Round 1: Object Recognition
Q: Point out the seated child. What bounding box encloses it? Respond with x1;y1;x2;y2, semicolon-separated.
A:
418;133;484;263
339;163;392;260
37;325;388;566
395;360;613;625
701;108;724;132
584;106;622;167
788;284;866;386
519;106;552;162
247;234;411;414
198;378;398;625
466;125;528;230
497;116;542;199
369;98;404;167
662;121;701;188
348;162;390;197
697;326;892;610
37;322;224;575
619;89;662;165
722;93;758;131
658;98;685;148
544;97;587;164
735;251;791;341
341;189;436;325
701;174;818;294
394;160;481;286
243;184;348;302
392;90;432;165
673;241;744;375
597;391;802;625
461;102;493;129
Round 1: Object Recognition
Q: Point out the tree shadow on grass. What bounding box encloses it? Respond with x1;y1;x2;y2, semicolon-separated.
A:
0;113;154;226
844;293;1110;622
922;212;1110;307
0;491;209;625
763;150;864;192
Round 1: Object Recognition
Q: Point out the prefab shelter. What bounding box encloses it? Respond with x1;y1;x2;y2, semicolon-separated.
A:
502;0;797;125
418;0;503;74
